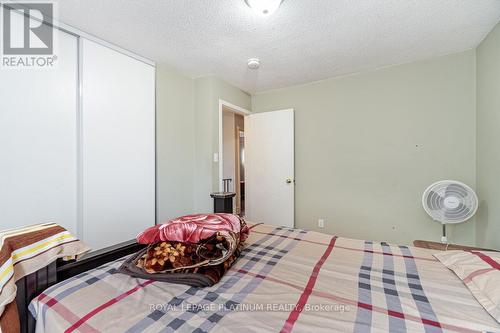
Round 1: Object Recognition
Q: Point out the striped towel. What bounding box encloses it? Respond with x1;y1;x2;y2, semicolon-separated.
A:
0;223;89;333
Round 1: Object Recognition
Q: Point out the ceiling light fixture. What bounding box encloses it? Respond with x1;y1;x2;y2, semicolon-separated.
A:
245;0;283;16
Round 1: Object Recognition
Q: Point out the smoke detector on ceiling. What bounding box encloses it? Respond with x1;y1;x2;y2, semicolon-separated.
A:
245;0;283;16
247;58;260;69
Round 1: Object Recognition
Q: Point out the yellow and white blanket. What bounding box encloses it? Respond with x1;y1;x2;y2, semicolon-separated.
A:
0;223;89;333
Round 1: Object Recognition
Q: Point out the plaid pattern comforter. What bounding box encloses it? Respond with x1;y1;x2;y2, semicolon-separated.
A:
30;223;500;332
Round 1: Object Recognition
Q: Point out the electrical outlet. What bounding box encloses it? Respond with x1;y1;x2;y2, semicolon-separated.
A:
318;219;325;228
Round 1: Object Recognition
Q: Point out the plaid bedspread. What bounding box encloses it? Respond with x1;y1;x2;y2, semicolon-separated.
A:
30;223;500;332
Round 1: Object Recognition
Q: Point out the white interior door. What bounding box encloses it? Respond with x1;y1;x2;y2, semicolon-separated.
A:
81;39;155;250
0;22;78;234
245;109;294;227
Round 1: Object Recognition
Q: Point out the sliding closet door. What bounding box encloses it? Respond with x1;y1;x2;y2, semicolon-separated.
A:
81;39;155;249
0;28;78;234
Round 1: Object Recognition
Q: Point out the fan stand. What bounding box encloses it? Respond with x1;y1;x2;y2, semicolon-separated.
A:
441;223;448;244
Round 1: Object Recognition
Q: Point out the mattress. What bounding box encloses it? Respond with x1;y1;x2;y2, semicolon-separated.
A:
29;223;500;332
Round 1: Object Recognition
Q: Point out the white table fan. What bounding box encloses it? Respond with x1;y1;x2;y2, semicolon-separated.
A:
422;180;478;243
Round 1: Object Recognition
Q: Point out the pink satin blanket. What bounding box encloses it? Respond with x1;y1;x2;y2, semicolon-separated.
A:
136;214;249;244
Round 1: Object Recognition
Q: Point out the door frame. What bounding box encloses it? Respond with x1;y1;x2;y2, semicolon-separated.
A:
218;99;251;192
235;126;244;214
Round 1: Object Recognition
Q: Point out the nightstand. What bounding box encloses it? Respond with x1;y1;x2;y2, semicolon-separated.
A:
413;240;498;252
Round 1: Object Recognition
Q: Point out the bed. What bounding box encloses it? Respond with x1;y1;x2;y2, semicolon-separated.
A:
24;223;500;332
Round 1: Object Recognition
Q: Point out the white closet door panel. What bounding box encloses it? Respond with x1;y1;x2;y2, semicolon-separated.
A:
0;27;78;234
81;39;155;250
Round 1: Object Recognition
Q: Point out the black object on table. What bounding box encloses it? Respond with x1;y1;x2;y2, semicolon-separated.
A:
210;192;236;213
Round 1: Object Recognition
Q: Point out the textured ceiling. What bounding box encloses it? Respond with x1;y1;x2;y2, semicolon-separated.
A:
53;0;500;93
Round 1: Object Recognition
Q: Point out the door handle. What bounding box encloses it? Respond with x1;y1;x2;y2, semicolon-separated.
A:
286;178;293;184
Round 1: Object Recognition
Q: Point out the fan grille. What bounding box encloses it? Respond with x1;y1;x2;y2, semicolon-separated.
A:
422;180;478;224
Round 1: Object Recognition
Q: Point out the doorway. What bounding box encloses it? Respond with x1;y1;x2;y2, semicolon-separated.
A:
218;102;295;227
219;100;250;217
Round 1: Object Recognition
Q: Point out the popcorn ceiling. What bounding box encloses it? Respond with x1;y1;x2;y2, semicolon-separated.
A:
54;0;500;93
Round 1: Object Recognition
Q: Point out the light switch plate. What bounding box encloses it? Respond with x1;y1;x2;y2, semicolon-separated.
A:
213;153;219;162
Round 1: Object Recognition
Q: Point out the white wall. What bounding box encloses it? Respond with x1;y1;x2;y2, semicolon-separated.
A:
157;73;251;217
193;77;252;212
155;49;492;248
156;65;196;221
252;51;477;245
476;22;500;250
